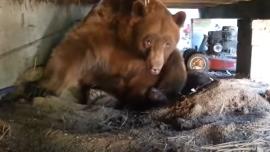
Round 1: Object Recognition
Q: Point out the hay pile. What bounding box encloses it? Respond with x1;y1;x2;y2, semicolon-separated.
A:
153;79;270;151
0;79;270;151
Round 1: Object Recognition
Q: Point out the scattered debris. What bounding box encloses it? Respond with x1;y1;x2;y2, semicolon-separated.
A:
0;79;270;151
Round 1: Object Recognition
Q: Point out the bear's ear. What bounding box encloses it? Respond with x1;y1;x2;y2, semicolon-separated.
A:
173;11;186;27
132;0;146;17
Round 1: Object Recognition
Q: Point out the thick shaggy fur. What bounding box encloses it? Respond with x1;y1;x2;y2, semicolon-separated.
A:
38;0;187;106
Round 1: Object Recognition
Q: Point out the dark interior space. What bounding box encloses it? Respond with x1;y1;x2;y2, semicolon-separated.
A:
0;0;270;151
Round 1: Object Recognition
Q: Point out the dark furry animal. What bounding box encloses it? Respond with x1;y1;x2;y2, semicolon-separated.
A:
182;71;215;96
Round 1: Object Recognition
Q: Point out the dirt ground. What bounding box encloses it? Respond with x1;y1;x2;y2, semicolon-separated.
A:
1;78;270;152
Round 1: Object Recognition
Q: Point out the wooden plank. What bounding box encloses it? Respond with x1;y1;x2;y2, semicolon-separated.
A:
9;0;253;7
236;19;252;77
163;0;252;7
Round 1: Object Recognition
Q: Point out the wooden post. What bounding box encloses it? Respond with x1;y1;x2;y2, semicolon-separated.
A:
236;19;252;77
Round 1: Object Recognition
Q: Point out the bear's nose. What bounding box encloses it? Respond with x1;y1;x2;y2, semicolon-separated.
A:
150;68;161;75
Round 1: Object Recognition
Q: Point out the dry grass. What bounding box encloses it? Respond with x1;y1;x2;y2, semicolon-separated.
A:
201;139;268;152
1;79;270;151
200;124;270;152
166;124;270;151
0;120;11;141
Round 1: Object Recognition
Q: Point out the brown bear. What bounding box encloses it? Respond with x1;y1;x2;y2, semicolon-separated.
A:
36;0;187;107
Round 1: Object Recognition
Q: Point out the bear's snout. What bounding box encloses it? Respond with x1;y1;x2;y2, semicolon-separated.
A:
150;67;161;75
148;59;164;75
147;49;165;75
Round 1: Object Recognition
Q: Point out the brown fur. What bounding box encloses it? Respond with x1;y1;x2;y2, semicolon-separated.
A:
39;0;187;106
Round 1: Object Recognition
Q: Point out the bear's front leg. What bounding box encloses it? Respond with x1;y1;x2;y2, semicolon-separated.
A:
155;50;187;100
146;87;168;103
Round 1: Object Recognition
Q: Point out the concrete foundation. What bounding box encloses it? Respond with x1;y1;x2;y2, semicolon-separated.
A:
0;1;91;88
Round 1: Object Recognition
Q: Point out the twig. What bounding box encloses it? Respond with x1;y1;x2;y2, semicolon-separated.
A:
0;121;11;140
219;102;225;115
120;112;128;129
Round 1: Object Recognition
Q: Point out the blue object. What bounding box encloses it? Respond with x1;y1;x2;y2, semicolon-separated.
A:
0;86;17;100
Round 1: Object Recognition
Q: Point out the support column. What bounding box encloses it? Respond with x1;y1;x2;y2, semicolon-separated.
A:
236;19;252;77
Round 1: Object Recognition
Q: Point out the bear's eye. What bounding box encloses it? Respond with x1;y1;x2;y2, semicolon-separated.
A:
143;39;152;48
165;42;171;48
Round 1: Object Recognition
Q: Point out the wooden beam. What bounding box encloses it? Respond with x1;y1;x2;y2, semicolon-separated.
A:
166;3;218;8
163;0;251;4
10;0;253;7
236;19;252;77
163;0;252;8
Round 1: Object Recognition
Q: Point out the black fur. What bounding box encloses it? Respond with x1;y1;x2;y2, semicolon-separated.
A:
182;71;214;95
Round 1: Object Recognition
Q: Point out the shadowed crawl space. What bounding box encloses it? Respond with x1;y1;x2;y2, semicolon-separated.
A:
0;77;270;151
1;0;270;151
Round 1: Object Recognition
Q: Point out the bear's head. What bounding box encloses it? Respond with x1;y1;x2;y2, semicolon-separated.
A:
131;0;186;75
